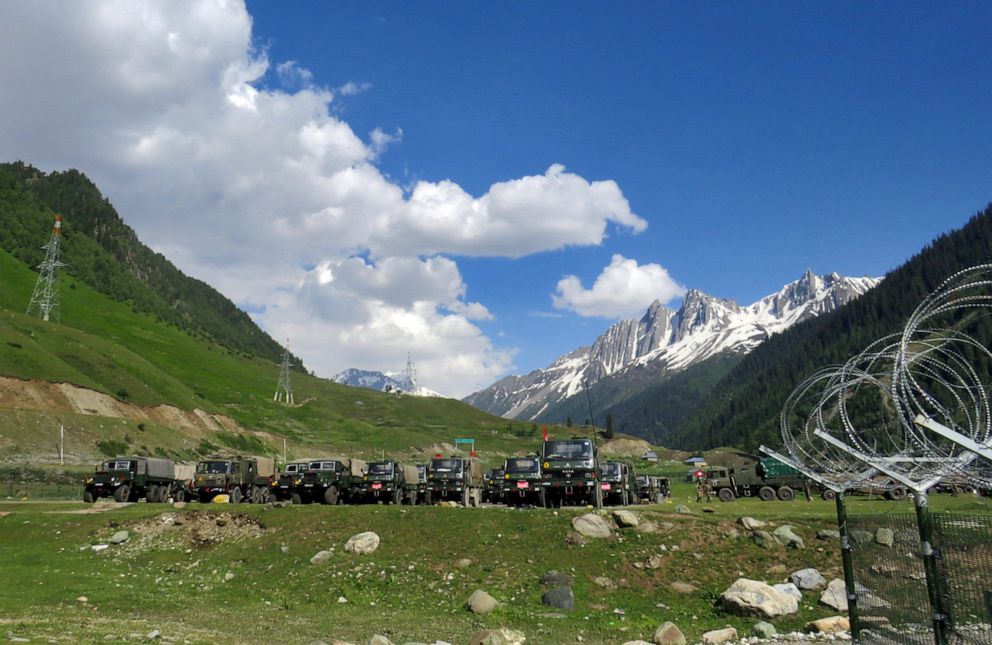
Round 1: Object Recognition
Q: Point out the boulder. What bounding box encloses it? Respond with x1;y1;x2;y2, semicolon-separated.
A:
850;529;874;545
540;571;574;586
720;578;799;618
310;550;332;565
344;531;380;555
634;522;659;534
571;513;614;539
725;528;740;539
455;558;473;569
752;530;778;549
875;527;894;547
110;530;129;544
674;505;692;514
819;578;848;611
701;627;737;644
772;525;804;549
564;531;587;546
468;628;526;645
466;589;500;615
806;616;850;633
368;637;393;645
541;586;575;611
613;510;640;527
652;622;686;645
738;517;766;530
172;501;187;509
593;576;615;589
670;581;696;594
773;582;802;600
816;529;840;540
790;567;826;590
752;622;777;639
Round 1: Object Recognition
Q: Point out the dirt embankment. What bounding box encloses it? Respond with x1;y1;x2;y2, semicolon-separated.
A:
0;375;248;437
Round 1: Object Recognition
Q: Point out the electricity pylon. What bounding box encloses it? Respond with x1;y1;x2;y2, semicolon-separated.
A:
274;339;294;404
26;215;67;322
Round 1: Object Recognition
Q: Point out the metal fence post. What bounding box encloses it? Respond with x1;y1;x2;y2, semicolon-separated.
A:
835;491;861;641
913;492;949;645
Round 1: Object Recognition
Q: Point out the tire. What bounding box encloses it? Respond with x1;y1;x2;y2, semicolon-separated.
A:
777;486;795;501
114;485;130;503
174;489;186;503
258;488;271;504
83;489;95;503
539;488;547;509
886;487;907;501
230;487;243;504
655;493;664;504
758;486;776;502
461;488;470;507
473;489;482;507
406;490;416;506
821;489;836;501
292;492;303;505
324;486;339;506
717;487;735;502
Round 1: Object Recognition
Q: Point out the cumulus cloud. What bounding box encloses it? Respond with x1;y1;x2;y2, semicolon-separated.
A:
0;0;648;395
553;254;685;319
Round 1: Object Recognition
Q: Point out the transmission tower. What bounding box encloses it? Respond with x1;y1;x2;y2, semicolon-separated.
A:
26;215;67;322
404;352;418;393
273;339;294;404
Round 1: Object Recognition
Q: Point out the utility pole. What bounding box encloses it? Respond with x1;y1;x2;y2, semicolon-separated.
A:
273;339;294;404
26;215;67;322
583;378;597;447
59;417;64;465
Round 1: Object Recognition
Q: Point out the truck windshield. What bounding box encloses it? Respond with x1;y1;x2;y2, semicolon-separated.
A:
197;461;230;474
636;475;649;486
105;460;134;471
285;463;307;473
601;463;621;478
505;458;539;474
367;462;394;475
309;461;340;471
543;441;593;460
416;465;426;482
429;458;462;473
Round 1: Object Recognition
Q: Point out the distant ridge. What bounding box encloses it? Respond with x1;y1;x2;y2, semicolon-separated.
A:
333;367;442;398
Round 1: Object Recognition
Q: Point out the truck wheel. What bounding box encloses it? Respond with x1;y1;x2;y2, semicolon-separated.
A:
821;489;836;501
538;488;547;509
758;486;776;502
885;486;907;501
292;492;303;505
322;486;338;505
406;490;416;506
258;488;271;504
83;489;95;503
717;487;736;502
461;489;470;507
777;486;795;501
424;491;433;506
231;487;243;504
174;489;186;503
114;485;130;503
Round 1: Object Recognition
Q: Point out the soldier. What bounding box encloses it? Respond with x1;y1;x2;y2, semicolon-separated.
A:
696;479;705;503
703;478;713;503
803;478;812;502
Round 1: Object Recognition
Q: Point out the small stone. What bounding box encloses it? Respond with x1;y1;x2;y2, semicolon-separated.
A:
807;616;850;633
653;621;686;645
455;558;473;569
790;568;826;590
540;571;574;586
466;589;500;615
565;531;587;546
753;622;777;639
633;522;658;534
146;630;161;640
368;636;393;645
109;530;129;544
725;528;740;539
612;510;640;527
172;501;186;509
593;576;615;589
280;545;290;554
224;572;235;581
702;627;737;644
622;642;654;645
571;514;614;539
752;530;778;549
542;586;575;611
337;596;348;603
674;505;692;514
644;554;664;570
76;596;88;604
91;544;109;552
816;529;840;540
310;550;333;565
344;531;380;555
468;628;526;645
738;517;766;530
875;527;894;547
670;581;696;594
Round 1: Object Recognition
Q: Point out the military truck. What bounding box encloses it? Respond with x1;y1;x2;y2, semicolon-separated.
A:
483;468;506;504
705;457;808;502
353;461;419;505
83;456;180;503
173;463;196;502
193;455;276;503
294;458;366;505
600;461;637;506
540;438;602;508
634;474;670;504
425;456;483;506
414;464;428;504
268;460;312;502
502;457;542;506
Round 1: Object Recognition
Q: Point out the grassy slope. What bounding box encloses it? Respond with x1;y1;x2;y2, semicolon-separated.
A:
0;246;524;463
1;485;988;644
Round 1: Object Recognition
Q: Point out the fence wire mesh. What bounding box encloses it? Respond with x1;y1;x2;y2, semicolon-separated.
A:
932;513;992;645
848;511;992;645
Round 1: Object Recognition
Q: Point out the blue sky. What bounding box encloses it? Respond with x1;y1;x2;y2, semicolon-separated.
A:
1;2;990;396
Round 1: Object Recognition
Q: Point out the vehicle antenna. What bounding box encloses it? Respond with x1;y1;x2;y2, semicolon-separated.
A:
583;378;597;448
26;215;67;322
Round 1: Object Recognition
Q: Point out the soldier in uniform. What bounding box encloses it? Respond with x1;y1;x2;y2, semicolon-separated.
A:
696;479;705;503
803;478;813;502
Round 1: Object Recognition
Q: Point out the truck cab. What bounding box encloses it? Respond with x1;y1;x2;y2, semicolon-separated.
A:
503;457;542;506
272;461;310;501
484;468;506;504
600;461;635;506
354;461;408;505
540;438;601;508
85;456;176;503
426;456;482;506
297;459;346;505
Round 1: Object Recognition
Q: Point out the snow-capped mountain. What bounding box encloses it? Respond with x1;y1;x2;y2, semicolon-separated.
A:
331;368;441;398
463;270;881;419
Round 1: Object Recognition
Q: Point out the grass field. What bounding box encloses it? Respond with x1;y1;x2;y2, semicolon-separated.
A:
1;483;988;645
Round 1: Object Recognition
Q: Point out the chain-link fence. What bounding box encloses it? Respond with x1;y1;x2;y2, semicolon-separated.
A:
847;512;992;645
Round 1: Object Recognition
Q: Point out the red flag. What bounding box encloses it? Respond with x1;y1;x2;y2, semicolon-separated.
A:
542;425;549;441
470;450;477;457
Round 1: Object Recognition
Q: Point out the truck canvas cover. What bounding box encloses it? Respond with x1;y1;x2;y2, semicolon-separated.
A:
400;464;419;484
759;457;800;478
139;457;175;480
173;463;195;482
347;458;367;477
254;456;276;478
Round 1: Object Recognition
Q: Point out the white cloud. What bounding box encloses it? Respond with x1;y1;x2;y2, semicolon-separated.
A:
0;0;649;395
553;254;685;318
